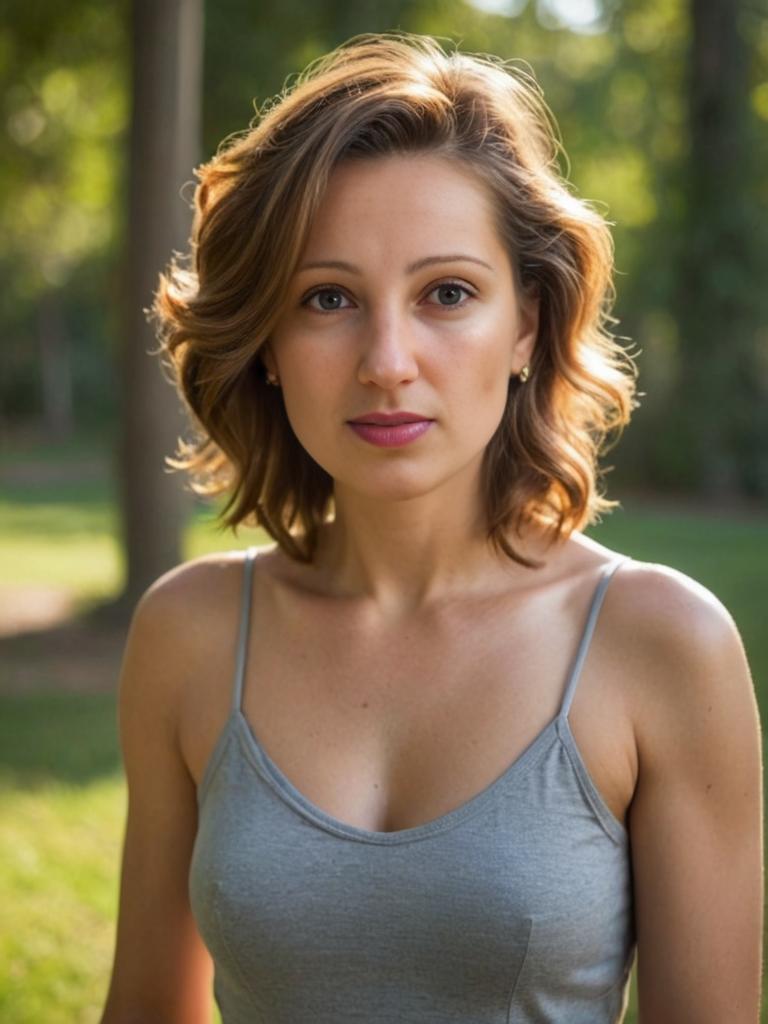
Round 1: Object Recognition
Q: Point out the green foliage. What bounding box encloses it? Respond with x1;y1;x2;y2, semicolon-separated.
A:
0;1;127;293
3;0;767;487
0;0;127;428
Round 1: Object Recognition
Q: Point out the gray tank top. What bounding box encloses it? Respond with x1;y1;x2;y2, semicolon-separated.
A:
190;547;636;1023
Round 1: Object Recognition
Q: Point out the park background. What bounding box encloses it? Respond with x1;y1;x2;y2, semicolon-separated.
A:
0;0;766;1020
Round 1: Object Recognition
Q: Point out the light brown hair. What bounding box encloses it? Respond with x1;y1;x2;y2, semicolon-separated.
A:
152;31;640;568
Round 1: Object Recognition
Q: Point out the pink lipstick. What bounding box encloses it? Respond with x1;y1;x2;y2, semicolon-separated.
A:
347;411;434;448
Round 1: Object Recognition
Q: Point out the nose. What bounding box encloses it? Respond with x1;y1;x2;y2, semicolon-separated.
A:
356;307;420;389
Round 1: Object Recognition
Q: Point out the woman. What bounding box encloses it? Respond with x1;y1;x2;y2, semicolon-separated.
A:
100;32;763;1024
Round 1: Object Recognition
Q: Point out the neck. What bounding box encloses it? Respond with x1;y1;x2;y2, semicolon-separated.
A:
310;479;559;618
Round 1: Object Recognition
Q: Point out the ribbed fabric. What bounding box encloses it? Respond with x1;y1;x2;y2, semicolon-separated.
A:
189;548;636;1023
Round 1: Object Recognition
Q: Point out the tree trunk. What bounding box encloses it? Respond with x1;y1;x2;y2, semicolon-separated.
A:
38;290;74;441
670;0;759;496
116;0;204;610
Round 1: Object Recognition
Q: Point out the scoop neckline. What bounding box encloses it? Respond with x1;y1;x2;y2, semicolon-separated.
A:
200;549;632;846
231;706;562;845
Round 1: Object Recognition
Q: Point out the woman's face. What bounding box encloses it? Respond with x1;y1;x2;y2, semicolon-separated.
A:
265;152;539;505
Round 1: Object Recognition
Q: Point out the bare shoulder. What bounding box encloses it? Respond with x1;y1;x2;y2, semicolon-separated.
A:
602;556;758;772
605;559;763;1016
564;535;748;689
137;546;258;616
133;544;282;638
123;546;273;709
606;555;745;653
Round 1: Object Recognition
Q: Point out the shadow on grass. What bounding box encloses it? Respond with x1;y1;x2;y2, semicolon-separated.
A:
1;604;128;691
0;691;121;789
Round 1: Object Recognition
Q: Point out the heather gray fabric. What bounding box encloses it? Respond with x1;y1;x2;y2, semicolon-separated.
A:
189;547;636;1023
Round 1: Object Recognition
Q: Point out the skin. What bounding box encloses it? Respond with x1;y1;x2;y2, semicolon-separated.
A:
262;152;541;614
100;153;763;1023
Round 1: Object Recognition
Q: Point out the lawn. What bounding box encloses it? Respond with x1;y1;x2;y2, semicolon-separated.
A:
0;437;765;1022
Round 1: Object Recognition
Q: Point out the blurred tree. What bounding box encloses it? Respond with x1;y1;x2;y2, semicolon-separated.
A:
37;290;73;437
115;0;203;608
2;0;766;518
0;0;127;438
663;0;768;497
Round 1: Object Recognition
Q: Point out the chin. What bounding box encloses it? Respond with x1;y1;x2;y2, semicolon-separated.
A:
340;480;439;504
334;461;478;505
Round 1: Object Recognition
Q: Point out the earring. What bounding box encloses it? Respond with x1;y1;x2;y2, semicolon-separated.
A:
266;371;280;387
518;363;531;383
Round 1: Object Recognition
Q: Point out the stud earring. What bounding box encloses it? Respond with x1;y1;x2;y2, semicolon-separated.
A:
518;364;531;383
266;371;280;387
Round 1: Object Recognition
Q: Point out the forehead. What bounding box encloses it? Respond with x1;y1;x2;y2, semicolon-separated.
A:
302;153;505;256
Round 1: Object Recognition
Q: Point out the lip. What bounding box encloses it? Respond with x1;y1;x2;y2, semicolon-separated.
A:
347;420;434;448
347;411;433;425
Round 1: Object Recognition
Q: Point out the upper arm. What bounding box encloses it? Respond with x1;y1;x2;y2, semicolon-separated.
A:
627;565;764;1023
100;570;214;1024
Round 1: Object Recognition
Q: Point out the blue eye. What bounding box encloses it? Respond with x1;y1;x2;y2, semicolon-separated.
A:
300;280;475;314
303;288;351;313
428;282;473;307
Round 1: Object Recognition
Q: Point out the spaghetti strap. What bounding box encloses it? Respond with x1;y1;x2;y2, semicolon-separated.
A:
232;546;259;713
559;556;630;720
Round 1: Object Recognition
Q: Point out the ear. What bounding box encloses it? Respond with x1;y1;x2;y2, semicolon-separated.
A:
260;341;277;376
512;284;540;371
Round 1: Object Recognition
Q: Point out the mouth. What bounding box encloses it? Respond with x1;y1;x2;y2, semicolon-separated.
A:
346;418;434;448
347;412;433;426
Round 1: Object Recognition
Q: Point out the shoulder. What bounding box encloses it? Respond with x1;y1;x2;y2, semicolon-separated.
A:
122;546;271;707
136;547;256;617
132;544;282;633
603;557;757;772
609;561;763;1014
607;556;749;681
607;555;742;651
562;535;745;675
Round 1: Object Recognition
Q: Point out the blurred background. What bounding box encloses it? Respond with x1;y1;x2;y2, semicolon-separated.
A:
0;0;766;1021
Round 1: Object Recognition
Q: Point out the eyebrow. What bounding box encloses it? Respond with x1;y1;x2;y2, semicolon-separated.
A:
297;254;495;275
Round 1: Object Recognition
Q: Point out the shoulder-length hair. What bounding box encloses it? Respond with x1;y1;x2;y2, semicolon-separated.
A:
152;31;640;569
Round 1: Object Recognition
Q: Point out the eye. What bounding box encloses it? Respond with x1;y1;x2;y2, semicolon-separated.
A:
425;281;475;308
300;280;476;314
301;287;352;314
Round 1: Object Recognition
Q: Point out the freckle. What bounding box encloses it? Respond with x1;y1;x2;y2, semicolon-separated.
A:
706;783;712;792
361;702;369;709
707;705;712;712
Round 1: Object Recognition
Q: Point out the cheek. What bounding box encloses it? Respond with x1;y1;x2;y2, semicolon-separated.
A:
463;346;513;441
276;337;340;405
470;338;512;402
282;382;330;444
480;375;511;436
277;350;346;455
440;360;508;451
480;363;506;397
451;311;513;391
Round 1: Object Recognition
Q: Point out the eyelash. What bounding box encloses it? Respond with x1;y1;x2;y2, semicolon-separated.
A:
300;280;476;315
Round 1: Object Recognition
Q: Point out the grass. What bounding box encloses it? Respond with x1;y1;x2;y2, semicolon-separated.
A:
0;437;765;1022
0;698;123;1023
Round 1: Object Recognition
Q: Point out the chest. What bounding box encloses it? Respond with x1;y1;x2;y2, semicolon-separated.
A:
190;741;635;1022
191;725;635;1022
181;576;638;834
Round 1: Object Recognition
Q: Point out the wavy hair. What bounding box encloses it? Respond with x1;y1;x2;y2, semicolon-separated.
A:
152;31;641;568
